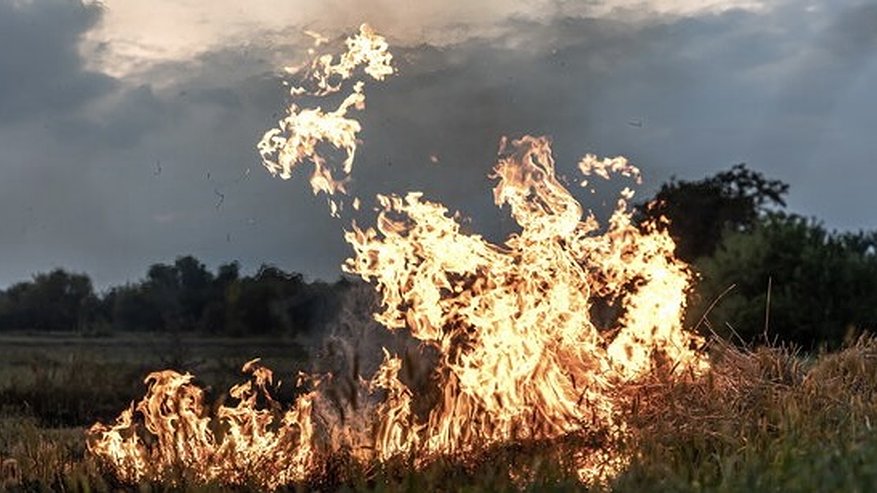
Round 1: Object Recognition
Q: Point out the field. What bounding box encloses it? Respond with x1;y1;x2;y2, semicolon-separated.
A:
2;333;877;492
0;332;307;491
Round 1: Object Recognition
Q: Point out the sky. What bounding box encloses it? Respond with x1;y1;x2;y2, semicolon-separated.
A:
0;0;875;289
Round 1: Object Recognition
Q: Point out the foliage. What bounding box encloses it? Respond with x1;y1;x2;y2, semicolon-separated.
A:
638;163;877;348
0;269;97;332
0;256;353;337
639;163;788;262
689;213;877;348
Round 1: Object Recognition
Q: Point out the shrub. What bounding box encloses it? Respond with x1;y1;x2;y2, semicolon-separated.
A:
689;213;877;348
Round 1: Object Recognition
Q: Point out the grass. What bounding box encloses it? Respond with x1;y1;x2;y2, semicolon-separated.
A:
0;332;306;426
616;337;877;492
3;333;877;492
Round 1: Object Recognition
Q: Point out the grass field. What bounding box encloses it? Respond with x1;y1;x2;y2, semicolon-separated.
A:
2;333;877;492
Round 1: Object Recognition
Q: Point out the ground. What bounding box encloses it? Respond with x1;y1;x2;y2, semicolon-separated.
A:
2;333;877;492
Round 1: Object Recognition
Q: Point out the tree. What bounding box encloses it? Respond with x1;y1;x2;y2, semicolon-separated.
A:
198;261;240;334
639;164;789;262
0;269;97;331
215;262;240;286
690;213;877;348
174;256;214;330
144;262;183;331
0;255;354;337
224;265;305;336
109;284;163;332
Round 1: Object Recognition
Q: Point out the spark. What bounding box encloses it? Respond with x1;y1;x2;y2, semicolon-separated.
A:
214;188;225;209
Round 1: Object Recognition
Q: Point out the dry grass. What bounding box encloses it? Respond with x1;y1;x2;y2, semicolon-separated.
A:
3;336;877;491
616;336;877;492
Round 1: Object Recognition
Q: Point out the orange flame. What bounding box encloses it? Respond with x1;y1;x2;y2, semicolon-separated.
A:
257;23;394;216
89;25;708;489
343;135;706;476
87;361;318;489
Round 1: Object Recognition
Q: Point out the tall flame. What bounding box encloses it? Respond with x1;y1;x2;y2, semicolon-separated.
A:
343;135;707;471
88;24;708;490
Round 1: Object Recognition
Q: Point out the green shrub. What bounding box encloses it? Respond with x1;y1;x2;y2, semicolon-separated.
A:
689;213;877;348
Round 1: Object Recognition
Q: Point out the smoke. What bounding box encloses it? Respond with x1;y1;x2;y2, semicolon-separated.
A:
309;280;440;416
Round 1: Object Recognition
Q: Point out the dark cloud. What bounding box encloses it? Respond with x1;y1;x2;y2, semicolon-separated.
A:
341;3;877;246
0;0;113;123
47;84;170;151
773;2;877;116
824;3;877;60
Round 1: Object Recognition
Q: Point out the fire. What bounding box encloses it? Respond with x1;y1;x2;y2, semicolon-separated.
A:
257;23;394;216
88;24;708;490
343;135;707;469
86;361;318;488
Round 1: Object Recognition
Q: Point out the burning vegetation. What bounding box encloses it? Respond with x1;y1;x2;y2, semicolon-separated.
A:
87;24;709;490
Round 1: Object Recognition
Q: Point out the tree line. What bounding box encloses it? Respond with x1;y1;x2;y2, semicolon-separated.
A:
0;258;353;337
1;165;876;347
640;164;877;349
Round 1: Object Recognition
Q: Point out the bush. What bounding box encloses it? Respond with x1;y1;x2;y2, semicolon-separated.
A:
689;213;877;348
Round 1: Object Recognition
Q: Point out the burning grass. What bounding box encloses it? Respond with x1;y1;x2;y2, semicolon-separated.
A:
87;24;713;488
75;24;877;491
4;337;877;491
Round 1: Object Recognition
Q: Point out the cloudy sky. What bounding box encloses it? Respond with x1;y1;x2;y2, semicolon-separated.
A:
0;0;875;288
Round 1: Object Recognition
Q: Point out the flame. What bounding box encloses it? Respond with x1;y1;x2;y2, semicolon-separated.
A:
89;25;708;490
257;23;394;216
87;361;318;489
578;154;641;190
343;135;707;473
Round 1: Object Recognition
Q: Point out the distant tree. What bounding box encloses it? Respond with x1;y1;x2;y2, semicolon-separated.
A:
0;269;96;331
0;256;354;337
109;284;163;332
288;278;353;332
215;262;240;286
0;291;9;330
225;265;305;336
144;262;183;331
639;164;789;262
174;256;214;329
199;261;240;334
690;213;877;348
